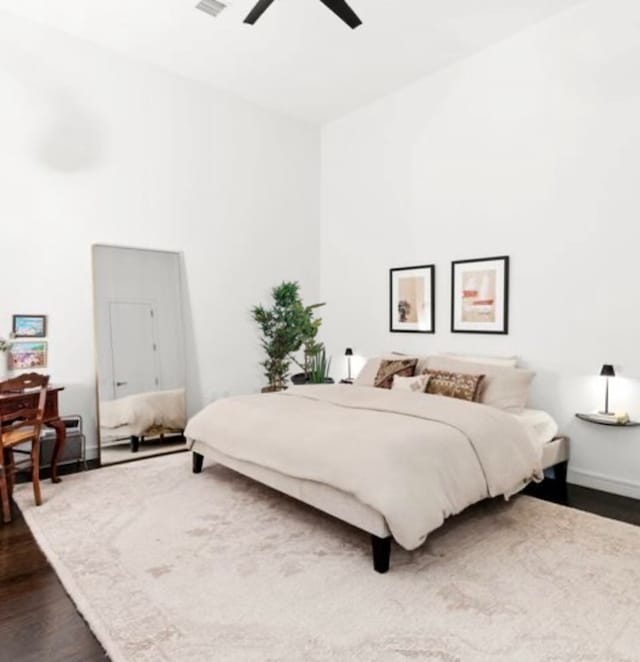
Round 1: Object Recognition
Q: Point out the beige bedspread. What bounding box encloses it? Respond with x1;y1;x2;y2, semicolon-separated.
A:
185;385;542;550
100;388;186;437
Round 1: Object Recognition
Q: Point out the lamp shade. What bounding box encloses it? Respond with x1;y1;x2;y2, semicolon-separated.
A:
600;364;615;377
345;348;353;357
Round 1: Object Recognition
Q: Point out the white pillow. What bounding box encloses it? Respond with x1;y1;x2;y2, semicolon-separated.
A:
423;356;534;413
353;357;384;387
354;354;427;387
441;353;518;367
392;374;431;393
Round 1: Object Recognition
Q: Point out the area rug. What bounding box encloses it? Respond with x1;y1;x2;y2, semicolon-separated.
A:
14;453;640;662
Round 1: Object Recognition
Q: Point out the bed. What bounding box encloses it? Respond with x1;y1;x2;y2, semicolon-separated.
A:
185;357;568;573
100;388;186;453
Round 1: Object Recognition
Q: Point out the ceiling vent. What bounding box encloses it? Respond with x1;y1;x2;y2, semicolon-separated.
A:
196;0;227;17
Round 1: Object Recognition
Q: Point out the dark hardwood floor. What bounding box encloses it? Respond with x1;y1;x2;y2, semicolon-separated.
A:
526;479;640;526
567;485;640;525
0;474;637;662
0;501;107;662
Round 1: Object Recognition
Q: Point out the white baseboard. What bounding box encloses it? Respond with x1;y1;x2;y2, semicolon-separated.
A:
568;468;640;500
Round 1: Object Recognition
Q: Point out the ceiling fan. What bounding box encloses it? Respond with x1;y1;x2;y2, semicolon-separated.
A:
244;0;362;29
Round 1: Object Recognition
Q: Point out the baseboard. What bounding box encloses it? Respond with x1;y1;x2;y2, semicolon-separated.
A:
568;468;640;500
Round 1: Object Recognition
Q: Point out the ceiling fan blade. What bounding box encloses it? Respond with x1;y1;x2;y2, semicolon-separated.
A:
244;0;277;25
317;0;362;29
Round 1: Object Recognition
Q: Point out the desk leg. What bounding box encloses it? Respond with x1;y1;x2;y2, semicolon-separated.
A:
47;419;66;484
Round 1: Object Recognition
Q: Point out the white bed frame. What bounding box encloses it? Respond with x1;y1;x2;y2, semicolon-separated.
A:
191;436;569;573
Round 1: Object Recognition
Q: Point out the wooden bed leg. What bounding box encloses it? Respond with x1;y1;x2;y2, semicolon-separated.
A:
130;436;140;453
192;452;204;474
371;535;391;574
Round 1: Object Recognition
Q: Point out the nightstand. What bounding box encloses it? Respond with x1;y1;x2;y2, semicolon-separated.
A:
575;413;640;427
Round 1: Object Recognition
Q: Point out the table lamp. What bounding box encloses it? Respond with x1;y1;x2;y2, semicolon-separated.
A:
345;348;353;380
599;364;615;415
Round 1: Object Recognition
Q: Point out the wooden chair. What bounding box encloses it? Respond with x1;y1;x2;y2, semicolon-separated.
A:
0;373;50;524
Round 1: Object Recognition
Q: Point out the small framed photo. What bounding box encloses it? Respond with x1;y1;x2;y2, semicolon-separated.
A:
12;314;47;338
451;256;509;334
8;341;48;370
389;264;435;333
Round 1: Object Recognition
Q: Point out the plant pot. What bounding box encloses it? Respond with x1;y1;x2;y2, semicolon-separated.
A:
0;353;7;381
261;385;286;393
291;374;335;386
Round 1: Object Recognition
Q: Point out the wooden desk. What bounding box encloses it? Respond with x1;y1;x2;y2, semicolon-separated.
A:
0;386;66;483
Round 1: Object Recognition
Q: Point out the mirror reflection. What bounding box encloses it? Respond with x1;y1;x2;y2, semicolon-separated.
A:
93;245;187;465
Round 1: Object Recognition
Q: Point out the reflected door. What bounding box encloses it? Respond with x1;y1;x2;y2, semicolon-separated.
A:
109;301;159;398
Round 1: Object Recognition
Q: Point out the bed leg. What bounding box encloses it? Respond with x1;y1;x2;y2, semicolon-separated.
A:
371;535;391;574
551;460;569;503
554;460;568;484
192;452;204;474
130;436;140;453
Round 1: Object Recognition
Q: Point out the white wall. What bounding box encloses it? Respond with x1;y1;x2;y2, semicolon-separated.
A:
0;11;321;459
321;0;640;497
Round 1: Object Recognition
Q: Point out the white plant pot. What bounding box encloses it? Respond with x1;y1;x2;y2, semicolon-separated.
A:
0;353;7;381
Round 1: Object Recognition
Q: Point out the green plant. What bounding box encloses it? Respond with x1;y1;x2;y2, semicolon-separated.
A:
291;301;326;378
0;338;10;353
252;282;324;391
308;349;332;384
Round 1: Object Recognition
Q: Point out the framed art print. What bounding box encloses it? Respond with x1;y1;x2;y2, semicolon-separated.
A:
8;341;48;370
451;256;509;334
12;314;47;338
389;264;435;333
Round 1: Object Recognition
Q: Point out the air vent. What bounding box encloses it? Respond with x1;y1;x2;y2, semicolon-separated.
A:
196;0;227;17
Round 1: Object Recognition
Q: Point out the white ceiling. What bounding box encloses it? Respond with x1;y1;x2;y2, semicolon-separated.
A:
0;0;583;123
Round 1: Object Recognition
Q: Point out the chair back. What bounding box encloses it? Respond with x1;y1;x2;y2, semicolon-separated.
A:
0;373;51;441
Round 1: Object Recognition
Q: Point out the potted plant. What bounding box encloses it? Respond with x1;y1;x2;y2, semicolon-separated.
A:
252;282;312;392
290;300;326;385
252;282;331;391
307;349;333;384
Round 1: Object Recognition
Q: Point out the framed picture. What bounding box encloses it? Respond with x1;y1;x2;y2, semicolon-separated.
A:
8;341;48;370
451;256;509;334
12;314;47;338
389;264;435;333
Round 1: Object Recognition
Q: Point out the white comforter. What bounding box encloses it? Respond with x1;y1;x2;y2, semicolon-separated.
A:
185;385;542;550
100;388;186;437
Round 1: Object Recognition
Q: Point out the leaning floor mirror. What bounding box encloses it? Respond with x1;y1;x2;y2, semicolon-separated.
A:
93;245;187;466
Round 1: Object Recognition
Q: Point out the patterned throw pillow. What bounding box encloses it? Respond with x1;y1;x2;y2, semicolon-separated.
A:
374;359;418;389
392;374;431;393
423;369;485;402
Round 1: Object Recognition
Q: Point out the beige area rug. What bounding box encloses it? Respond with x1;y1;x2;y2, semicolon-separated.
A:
14;454;640;662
